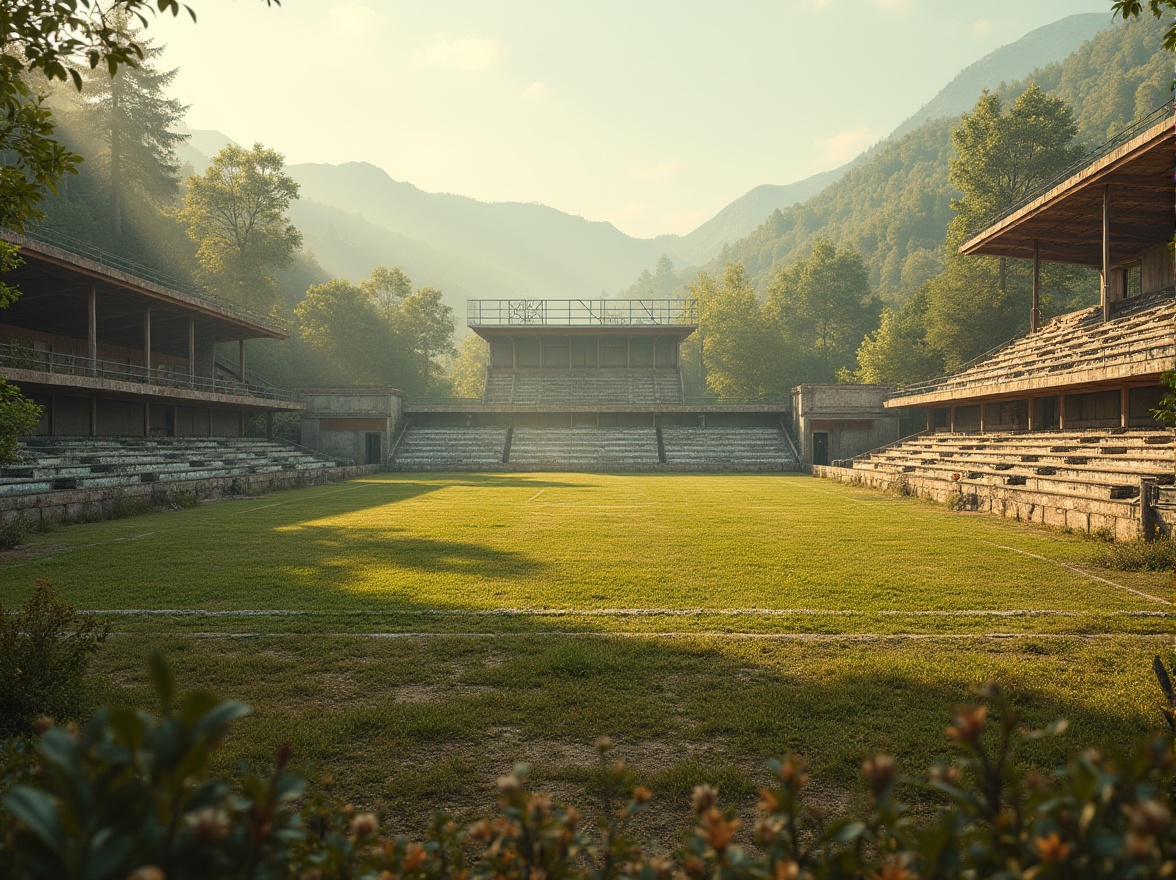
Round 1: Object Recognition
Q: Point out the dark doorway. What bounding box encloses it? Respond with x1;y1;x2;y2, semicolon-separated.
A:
812;432;830;466
1034;397;1059;431
364;432;383;465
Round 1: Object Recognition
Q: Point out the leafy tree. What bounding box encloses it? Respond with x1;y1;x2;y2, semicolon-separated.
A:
764;240;878;387
1113;0;1176;50
294;278;390;384
947;86;1082;246
852;288;942;386
294;266;454;396
449;333;490;398
698;263;779;399
358;266;455;394
181;143;302;311
922;88;1088;368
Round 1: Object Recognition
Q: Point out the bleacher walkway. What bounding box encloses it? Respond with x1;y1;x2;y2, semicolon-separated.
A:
391;425;797;472
816;428;1176;540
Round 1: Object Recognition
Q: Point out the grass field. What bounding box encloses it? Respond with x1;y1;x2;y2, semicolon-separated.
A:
2;472;1173;838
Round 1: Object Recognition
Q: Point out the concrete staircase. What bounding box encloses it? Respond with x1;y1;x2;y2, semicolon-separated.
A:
509;428;659;469
392;427;508;470
662;427;796;470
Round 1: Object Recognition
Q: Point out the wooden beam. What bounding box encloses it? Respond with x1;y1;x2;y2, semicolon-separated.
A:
1102;185;1111;322
1031;239;1040;333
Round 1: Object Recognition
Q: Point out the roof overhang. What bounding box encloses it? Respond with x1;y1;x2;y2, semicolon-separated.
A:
959;115;1175;267
1;231;288;353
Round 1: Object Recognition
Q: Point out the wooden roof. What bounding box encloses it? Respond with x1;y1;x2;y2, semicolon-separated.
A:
1;231;287;356
959;114;1175;267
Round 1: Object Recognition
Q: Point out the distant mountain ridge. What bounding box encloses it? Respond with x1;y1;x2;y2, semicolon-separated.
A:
888;12;1111;140
173;11;1117;309
697;14;1169;301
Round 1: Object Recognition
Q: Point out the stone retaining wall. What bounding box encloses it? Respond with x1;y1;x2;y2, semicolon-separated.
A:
0;464;381;524
812;464;1150;541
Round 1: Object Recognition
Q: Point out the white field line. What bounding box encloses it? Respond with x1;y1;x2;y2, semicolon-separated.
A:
979;540;1172;606
86;608;1171;618
170;631;1168;642
526;489;546;503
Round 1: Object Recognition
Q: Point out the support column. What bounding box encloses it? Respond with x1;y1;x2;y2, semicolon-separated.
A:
143;307;152;377
652;335;658;370
949;405;957;433
924;409;932;432
188;317;196;384
1120;386;1130;428
144;402;151;437
238;338;247;382
1059;394;1067;431
88;284;98;376
1101;185;1111;323
979;403;986;434
90;397;98;436
1027;397;1036;432
1031;239;1041;333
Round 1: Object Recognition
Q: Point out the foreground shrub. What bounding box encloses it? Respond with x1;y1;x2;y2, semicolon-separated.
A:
0;517;32;552
1090;534;1176;571
0;581;110;735
2;660;1175;880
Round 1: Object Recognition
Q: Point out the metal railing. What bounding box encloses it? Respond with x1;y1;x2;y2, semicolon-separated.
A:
5;224;289;332
0;341;296;402
468;298;699;327
973;102;1173;235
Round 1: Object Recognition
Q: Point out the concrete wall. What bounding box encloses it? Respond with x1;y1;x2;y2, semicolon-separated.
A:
0;463;380;526
489;334;681;369
299;386;403;465
791;384;900;467
814;464;1148;541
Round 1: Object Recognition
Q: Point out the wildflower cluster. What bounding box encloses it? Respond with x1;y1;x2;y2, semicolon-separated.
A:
1;664;1174;880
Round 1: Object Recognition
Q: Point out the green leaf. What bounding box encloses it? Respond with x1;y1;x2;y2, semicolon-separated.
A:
148;652;173;713
84;829;132;880
190;699;251;739
3;786;64;849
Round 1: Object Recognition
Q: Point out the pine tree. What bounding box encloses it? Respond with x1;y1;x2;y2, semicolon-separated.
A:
60;16;188;239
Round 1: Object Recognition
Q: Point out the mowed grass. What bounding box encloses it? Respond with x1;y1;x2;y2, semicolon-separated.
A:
2;472;1172;835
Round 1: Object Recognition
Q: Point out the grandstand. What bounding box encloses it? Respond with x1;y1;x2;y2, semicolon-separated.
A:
393;298;800;471
0;229;363;522
817;107;1176;538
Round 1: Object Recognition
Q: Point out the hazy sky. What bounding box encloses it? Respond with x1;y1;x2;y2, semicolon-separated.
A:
153;0;1111;239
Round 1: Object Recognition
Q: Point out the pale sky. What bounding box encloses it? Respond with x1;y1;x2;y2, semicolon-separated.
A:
152;0;1111;239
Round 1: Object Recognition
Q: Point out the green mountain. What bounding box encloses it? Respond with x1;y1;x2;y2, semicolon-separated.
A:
702;14;1170;301
652;11;1113;269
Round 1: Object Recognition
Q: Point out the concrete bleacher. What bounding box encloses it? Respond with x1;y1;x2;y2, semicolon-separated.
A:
390;425;799;471
483;370;683;406
0;436;347;498
508;427;659;469
392;427;508;470
895;292;1176;402
662;427;796;470
820;427;1176;539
